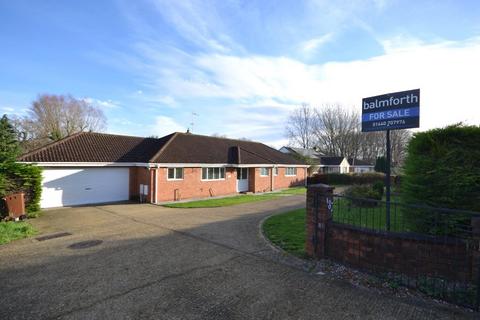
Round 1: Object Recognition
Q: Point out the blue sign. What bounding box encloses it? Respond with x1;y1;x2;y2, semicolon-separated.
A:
362;89;420;132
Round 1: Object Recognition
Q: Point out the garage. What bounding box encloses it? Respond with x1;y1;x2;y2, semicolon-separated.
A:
41;167;130;208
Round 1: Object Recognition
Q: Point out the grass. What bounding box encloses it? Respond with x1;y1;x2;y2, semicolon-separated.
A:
163;186;306;208
262;208;306;257
0;221;37;245
262;197;409;257
333;197;409;232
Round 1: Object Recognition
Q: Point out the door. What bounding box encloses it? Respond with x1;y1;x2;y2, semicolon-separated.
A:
41;167;130;208
236;168;249;192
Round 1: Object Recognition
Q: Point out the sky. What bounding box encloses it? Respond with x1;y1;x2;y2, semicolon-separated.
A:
1;0;479;147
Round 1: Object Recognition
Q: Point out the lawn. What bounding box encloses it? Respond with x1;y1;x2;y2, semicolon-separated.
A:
163;187;306;208
262;208;306;257
0;221;37;245
333;197;407;232
262;198;408;257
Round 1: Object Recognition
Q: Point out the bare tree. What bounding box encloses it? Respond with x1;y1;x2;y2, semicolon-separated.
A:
285;103;316;149
313;104;361;158
13;94;107;152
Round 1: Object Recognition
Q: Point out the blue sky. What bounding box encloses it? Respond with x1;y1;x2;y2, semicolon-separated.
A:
1;0;479;146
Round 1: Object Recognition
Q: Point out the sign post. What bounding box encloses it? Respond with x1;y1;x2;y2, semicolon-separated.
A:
362;89;420;230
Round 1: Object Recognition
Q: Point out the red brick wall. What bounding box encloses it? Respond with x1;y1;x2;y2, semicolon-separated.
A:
325;224;474;282
156;167;237;202
129;167;152;201
273;167;306;190
251;167;272;193
305;184;478;284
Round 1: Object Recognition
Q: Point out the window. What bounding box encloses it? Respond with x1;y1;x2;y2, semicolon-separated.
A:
237;168;248;180
285;167;297;176
260;167;269;176
274;167;278;176
167;168;184;180
202;167;225;180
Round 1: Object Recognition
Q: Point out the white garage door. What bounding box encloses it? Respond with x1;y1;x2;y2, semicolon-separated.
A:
41;168;130;208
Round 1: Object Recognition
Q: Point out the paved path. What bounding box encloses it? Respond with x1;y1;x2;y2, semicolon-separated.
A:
0;196;474;319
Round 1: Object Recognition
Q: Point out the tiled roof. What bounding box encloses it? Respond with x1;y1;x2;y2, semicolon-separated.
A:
319;156;345;166
151;133;304;164
19;132;304;165
18;132;173;163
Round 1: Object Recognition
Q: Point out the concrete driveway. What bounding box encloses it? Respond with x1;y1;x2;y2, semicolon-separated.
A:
0;196;474;319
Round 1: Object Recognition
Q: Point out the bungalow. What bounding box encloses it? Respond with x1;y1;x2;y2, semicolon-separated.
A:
19;132;308;208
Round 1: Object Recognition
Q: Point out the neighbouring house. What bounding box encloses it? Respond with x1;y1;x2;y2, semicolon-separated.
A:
279;146;374;174
18;132;308;208
347;158;375;173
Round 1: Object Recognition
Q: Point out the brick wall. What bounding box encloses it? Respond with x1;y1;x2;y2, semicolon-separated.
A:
156;167;237;202
326;224;474;282
305;184;479;284
273;167;306;190
251;167;272;193
129;167;152;201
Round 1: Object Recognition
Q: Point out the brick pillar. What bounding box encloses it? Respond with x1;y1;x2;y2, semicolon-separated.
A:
305;184;334;259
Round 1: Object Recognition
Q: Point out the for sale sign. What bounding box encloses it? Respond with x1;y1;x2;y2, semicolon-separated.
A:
361;89;420;132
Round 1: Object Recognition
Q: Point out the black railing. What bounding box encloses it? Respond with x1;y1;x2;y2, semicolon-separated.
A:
328;193;480;309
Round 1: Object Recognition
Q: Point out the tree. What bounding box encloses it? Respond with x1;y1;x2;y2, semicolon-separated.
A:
285;104;316;149
0;114;21;163
313;104;361;158
0;115;42;214
14;94;107;152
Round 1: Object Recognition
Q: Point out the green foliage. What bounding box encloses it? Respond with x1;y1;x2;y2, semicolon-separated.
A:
309;172;385;186
0;114;43;216
402;124;480;234
372;181;384;199
0;221;37;244
374;156;387;173
0;114;21;163
344;184;383;207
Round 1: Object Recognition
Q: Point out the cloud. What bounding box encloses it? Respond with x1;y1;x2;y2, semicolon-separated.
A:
148;0;242;53
134;36;480;132
152;115;185;136
299;33;334;55
84;97;120;109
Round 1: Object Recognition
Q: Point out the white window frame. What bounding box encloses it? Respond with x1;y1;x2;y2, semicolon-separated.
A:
201;167;226;181
260;167;269;176
285;167;297;176
167;167;184;180
274;167;278;176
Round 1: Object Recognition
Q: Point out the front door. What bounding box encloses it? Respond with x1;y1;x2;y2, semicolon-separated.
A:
236;168;249;192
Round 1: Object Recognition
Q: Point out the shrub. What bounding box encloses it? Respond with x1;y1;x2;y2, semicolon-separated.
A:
372;181;384;199
308;172;386;186
0;114;43;216
402;124;480;235
344;184;383;207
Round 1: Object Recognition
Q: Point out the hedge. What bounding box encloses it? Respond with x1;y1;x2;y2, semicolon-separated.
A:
307;172;387;186
402;124;480;235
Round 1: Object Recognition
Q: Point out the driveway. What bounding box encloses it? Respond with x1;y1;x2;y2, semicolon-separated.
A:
0;196;474;319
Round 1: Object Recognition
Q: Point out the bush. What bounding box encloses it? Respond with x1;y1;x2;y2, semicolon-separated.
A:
402;124;480;234
308;172;386;186
372;181;384;199
344;184;383;207
0;162;42;216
